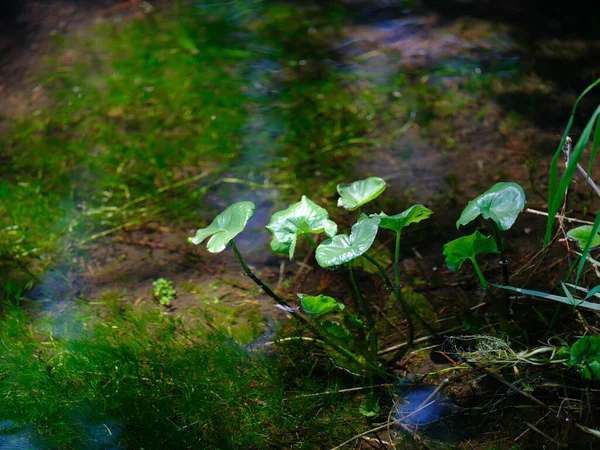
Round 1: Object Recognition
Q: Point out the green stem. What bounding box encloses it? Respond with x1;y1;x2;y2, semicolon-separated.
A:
230;240;301;318
303;233;318;250
470;257;488;290
362;254;392;288
394;232;402;295
491;222;509;285
231;240;380;372
348;265;378;359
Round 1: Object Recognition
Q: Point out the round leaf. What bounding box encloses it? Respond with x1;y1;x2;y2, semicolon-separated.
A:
316;217;380;268
266;196;337;259
457;182;525;231
569;336;600;380
371;204;433;233
443;231;499;272
299;294;343;317
567;225;600;250
188;201;255;253
337;177;387;210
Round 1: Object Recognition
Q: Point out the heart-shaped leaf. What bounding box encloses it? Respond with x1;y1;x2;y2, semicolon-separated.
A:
299;294;344;317
457;182;525;231
316;217;380;268
567;225;600;250
337;177;386;210
372;204;433;233
569;336;600;380
266;196;337;259
443;231;499;272
188;201;255;253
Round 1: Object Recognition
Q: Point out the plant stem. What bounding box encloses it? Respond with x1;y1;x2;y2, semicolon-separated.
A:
348;265;378;359
230;240;304;324
470;257;488;290
362;254;392;287
303;233;318;250
231;240;380;372
491;222;509;285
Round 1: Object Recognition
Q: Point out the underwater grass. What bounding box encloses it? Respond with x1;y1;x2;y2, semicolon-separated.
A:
0;302;363;449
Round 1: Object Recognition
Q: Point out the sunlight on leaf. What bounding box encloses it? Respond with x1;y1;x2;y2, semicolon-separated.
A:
266;196;337;259
567;225;600;250
337;177;386;210
299;294;344;317
316;217;380;267
457;182;525;231
371;204;433;233
443;231;498;272
188;201;255;253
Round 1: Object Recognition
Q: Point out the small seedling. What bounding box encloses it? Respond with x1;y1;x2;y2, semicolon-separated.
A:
152;278;176;307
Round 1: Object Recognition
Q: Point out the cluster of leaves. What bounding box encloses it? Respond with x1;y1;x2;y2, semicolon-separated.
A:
443;182;526;289
189;176;433;373
152;278;176;306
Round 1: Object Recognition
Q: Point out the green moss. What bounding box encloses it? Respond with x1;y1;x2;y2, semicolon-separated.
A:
0;303;368;448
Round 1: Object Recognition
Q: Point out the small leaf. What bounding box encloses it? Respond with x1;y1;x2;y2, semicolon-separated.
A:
567;225;600;250
569;336;600;380
457;182;526;231
188;201;255;253
322;321;352;340
372;205;433;233
337;177;386;210
299;294;343;317
443;231;499;272
316;217;380;268
585;285;600;301
266;196;337;259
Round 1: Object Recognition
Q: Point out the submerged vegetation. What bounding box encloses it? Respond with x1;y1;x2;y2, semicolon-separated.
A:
3;0;600;448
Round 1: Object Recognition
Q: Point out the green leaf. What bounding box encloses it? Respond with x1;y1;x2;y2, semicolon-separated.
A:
457;182;526;231
443;231;499;272
567;225;600;250
299;294;343;317
569;336;600;380
188;201;255;253
316;217;380;268
337;177;386;210
266;196;337;259
322;321;352;340
371;204;433;233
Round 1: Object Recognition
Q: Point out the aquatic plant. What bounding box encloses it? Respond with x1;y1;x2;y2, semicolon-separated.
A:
152;278;176;307
189;177;434;374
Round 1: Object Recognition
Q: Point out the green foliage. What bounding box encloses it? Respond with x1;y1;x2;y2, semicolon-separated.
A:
567;225;600;249
152;278;176;306
193;177;434;374
568;336;600;380
336;177;387;210
266;196;337;259
457;182;526;231
188;202;255;253
371;205;433;233
444;231;499;273
299;294;344;317
315;217;380;268
0;304;359;448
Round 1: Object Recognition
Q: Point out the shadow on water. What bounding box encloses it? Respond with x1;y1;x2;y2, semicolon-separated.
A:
422;0;600;132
